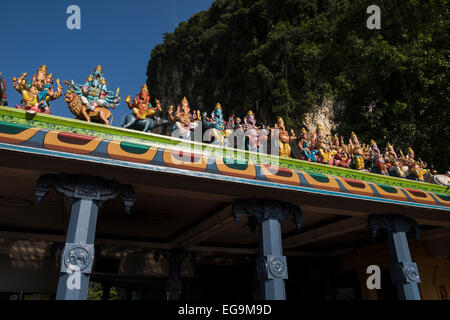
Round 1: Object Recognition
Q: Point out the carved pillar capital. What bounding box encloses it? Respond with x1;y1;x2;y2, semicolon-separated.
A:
231;199;303;229
368;214;421;239
34;173;135;214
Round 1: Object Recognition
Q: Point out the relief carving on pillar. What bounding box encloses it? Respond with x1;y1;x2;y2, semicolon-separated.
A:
390;262;421;284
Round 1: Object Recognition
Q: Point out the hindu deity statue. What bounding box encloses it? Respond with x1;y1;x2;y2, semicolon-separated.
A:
298;128;318;162
0;73;8;106
384;143;398;161
121;84;166;132
388;159;407;178
168;96;197;140
274;117;296;158
348;132;365;170
232;117;246;150
12;65;63;114
202;103;227;145
258;124;270;154
243;111;259;152
317;140;335;165
369;140;388;175
64;65;120;124
402;147;426;181
311;124;326;150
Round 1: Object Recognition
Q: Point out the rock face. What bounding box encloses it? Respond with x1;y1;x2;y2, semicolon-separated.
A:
303;98;335;135
146;0;336;128
146;0;449;172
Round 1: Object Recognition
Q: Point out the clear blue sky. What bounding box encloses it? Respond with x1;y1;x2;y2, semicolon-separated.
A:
0;0;214;125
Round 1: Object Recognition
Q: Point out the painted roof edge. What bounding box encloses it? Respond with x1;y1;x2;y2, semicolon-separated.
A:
0;106;448;195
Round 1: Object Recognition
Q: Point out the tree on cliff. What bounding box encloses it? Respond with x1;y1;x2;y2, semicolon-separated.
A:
147;0;449;172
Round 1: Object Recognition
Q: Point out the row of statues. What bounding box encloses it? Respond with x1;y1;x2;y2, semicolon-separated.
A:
164;99;439;183
1;65;447;185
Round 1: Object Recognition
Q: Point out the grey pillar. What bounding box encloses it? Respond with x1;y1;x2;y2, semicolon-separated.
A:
232;199;303;300
368;214;422;300
34;174;135;300
154;248;190;300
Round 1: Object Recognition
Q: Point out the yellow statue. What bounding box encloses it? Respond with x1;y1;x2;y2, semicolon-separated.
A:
12;66;62;114
274;117;296;158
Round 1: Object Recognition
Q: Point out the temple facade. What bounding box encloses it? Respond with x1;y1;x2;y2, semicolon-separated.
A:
0;106;449;300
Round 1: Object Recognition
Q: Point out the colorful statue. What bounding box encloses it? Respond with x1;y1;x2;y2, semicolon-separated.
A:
298;128;318;162
243;111;259;152
388;159;406;178
12;65;63;114
311;124;326;150
348;132;365;170
0;73;8;106
402;147;426;181
232;117;246;150
168;96;197;140
64;65;120;124
202;103;226;145
121;84;165;132
258;125;270;154
274;117;296;158
317;141;335;165
369;140;388;175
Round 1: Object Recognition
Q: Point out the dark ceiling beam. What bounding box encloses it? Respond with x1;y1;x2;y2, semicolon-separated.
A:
283;217;368;250
169;205;236;248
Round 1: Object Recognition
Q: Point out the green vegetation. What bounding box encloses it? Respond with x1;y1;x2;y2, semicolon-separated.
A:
147;0;449;172
87;282;121;300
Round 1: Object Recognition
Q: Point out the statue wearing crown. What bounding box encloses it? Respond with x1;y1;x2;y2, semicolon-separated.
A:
401;147;426;181
120;84;166;132
66;65;120;111
168;96;198;140
274;117;296;158
298;128;319;162
0;73;7;106
348;131;366;170
12;65;63;114
242;110;259;152
202;103;227;145
368;139;388;175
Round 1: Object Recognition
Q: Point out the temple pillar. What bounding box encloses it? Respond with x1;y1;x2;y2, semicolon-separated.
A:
34;174;135;300
232;199;303;300
368;214;422;300
154;248;190;300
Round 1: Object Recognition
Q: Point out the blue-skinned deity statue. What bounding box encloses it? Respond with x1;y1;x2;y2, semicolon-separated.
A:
202;103;226;145
66;65;120;112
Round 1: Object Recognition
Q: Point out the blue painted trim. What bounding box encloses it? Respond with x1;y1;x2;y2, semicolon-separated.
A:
0;142;448;212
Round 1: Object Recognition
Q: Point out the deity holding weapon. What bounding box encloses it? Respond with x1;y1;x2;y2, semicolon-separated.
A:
0;73;8;106
168;96;198;140
12;65;63;114
63;65;120;125
121;84;166;133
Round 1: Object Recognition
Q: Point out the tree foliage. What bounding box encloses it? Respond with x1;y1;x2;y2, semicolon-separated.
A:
147;0;449;171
